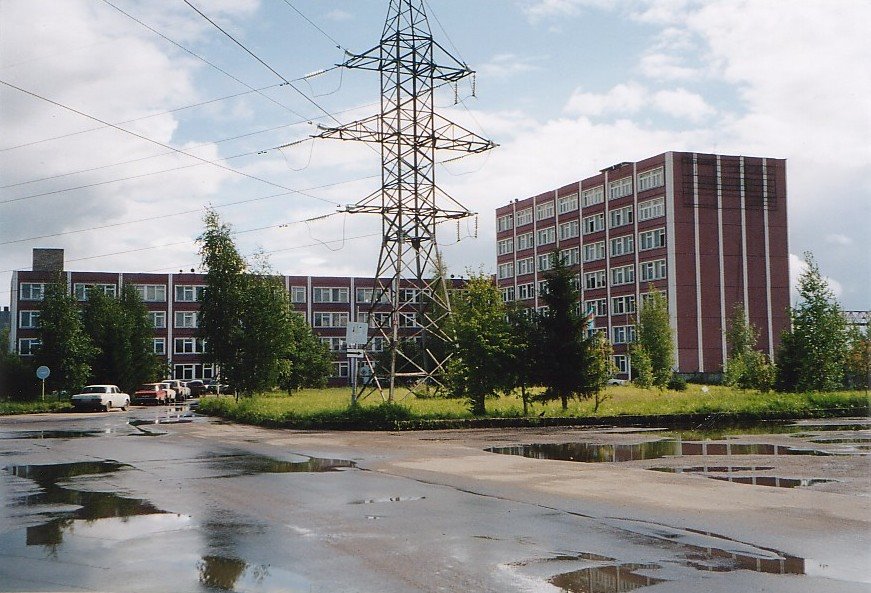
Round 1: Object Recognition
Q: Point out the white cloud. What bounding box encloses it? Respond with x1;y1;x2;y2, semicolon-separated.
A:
825;234;853;246
789;253;844;304
477;53;541;80
324;9;352;22
518;0;612;21
639;52;698;80
652;88;715;122
563;83;647;117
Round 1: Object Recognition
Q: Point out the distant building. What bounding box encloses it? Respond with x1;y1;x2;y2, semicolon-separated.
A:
495;151;790;379
9;249;458;384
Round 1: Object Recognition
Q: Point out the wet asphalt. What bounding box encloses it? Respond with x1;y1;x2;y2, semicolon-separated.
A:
0;405;869;592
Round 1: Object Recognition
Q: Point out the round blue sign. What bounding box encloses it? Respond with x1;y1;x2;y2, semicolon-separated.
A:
36;366;50;380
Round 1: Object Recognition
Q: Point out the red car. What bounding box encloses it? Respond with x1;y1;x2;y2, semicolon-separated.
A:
132;383;172;406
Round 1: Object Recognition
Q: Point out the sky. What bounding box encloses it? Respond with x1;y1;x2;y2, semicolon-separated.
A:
1;0;869;309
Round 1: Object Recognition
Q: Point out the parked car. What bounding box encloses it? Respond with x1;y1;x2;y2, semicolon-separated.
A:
133;383;172;405
163;380;190;401
186;380;207;397
71;385;130;411
159;382;177;403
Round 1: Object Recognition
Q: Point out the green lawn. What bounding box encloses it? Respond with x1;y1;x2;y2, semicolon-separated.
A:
195;384;869;429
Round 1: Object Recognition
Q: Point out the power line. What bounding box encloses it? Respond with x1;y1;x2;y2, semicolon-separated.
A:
277;0;347;52
0;79;340;205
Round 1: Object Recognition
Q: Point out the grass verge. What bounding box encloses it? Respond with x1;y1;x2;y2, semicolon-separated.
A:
196;385;870;431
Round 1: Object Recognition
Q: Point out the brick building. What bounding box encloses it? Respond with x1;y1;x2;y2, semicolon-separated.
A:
9;249;450;384
495;151;790;379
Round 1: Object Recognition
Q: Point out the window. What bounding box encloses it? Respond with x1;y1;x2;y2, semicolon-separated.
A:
399;288;424;304
516;257;535;276
637;167;664;192
536;226;556;246
638;197;665;221
19;310;40;329
291;286;307;303
516;232;534;250
585;298;607;317
639;228;666;251
640;259;667;282
501;286;515;302
612;294;637;315
398;312;420;328
584;270;606;290
356;288;389;304
610;235;635;257
312;312;349;328
515;208;533;226
517;283;535;300
611;264;635;286
320;337;347;352
558;220;579;241
19;283;45;301
497;262;515;280
583;241;605;263
537;253;555;272
497;238;514;255
74;283;117;301
370;337;386;352
152;338;166;355
609;177;633;199
497;214;514;232
582;185;604;207
133;284;166;302
368;312;392;327
332;362;349;378
609;205;633;228
557;194;579;214
640;292;667;308
536;201;555;221
174;311;199;328
612;325;636;344
313;287;349;303
583;213;605;235
175;285;205;302
149;311;166;329
18;338;41;355
613;355;629;374
559;246;580;266
174;337;206;354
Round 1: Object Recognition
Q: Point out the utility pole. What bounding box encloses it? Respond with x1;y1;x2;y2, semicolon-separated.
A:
312;0;495;401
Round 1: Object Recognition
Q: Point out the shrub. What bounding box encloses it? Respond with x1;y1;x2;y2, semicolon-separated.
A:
668;375;688;391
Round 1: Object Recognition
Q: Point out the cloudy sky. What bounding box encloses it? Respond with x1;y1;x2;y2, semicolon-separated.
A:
1;0;868;309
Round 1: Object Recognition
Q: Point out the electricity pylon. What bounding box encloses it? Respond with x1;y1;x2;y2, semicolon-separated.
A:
314;0;495;401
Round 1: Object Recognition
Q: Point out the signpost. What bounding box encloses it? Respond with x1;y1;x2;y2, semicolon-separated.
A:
345;322;370;405
36;366;50;401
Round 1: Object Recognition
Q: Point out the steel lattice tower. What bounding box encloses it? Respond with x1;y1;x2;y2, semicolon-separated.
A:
315;0;495;400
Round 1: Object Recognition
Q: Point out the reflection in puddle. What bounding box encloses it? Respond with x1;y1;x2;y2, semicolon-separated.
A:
4;461;167;548
650;465;774;473
350;496;425;504
649;465;835;488
0;430;111;439
550;563;666;592
206;453;356;476
487;440;835;463
198;555;268;590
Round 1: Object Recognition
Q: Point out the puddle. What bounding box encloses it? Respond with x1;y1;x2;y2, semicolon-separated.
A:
708;476;836;488
486;440;836;463
3;461;168;548
197;555;268;590
550;562;666;592
0;429;112;439
808;437;871;444
350;496;425;505
650;465;774;473
205;453;356;476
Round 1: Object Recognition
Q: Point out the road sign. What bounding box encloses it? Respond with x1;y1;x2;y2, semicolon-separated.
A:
346;349;365;359
345;322;369;346
36;366;50;380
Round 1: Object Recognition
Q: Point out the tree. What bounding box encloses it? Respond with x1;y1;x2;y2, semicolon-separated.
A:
35;278;93;394
0;328;35;400
505;304;540;415
633;287;674;390
723;304;774;391
278;313;332;392
118;285;165;391
776;252;849;392
198;208;247;390
586;331;616;412
536;254;595;410
447;272;515;416
630;343;654;389
844;324;870;391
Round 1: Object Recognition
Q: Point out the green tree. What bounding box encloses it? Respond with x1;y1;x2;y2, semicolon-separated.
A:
723;303;775;391
198;208;247;389
587;331;616;412
447;272;514;416
634;287;674;390
630;343;654;389
118;285;164;390
0;328;35;400
35;279;94;394
505;304;540;415
278;313;332;392
536;254;593;410
844;324;870;390
776;253;849;392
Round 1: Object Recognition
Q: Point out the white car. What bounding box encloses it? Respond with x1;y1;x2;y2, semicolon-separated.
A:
70;385;131;412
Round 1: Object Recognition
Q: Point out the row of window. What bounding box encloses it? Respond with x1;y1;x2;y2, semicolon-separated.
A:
496;168;665;231
502;259;667;301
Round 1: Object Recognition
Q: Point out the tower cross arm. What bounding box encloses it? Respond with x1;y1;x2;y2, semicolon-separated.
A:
340;41;474;83
313;114;381;143
432;114;497;153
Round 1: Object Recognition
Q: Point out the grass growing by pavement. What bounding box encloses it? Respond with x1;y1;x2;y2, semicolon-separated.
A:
196;384;869;429
0;398;72;415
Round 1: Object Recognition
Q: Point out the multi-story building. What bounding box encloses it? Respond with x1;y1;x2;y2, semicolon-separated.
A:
495;151;790;379
9;249;452;384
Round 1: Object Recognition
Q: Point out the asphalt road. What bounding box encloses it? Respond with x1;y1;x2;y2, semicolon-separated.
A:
1;406;869;592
